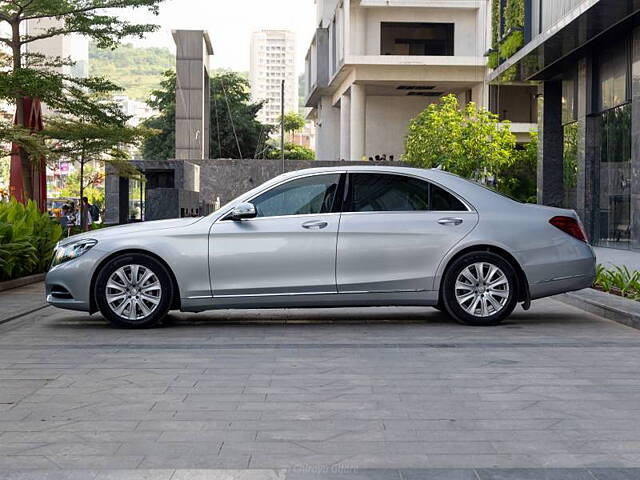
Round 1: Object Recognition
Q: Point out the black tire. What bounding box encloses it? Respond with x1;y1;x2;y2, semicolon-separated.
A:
95;253;174;328
441;251;518;326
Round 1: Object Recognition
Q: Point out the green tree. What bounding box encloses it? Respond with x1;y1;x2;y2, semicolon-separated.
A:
58;162;105;209
0;0;165;203
142;71;273;160
497;132;538;203
266;142;315;161
404;94;517;184
43;117;150;229
279;112;306;140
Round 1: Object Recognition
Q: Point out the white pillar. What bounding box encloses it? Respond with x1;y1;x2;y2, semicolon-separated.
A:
350;83;366;161
339;94;351;161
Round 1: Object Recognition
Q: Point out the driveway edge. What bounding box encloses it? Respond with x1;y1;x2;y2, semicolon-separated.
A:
556;288;640;330
0;273;46;293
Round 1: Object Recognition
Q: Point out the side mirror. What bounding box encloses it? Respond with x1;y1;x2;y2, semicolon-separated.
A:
227;202;257;221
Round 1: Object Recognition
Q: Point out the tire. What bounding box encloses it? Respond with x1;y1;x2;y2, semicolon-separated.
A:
95;253;174;328
441;251;518;326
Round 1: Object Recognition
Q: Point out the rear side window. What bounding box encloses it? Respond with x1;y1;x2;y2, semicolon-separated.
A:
346;173;467;212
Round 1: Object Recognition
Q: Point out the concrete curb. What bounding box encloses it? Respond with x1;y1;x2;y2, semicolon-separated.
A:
0;273;46;293
556;288;640;330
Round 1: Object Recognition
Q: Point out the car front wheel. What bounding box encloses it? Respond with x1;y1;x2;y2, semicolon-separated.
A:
95;253;174;328
442;251;518;326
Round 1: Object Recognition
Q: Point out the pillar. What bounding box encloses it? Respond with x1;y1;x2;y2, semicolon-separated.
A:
538;81;564;207
340;94;351;161
350;83;366;161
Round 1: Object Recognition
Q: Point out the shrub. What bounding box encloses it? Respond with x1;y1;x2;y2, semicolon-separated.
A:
0;200;62;282
266;142;316;161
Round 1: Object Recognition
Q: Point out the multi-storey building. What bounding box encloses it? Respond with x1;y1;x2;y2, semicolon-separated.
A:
489;0;640;251
304;0;519;161
250;30;299;125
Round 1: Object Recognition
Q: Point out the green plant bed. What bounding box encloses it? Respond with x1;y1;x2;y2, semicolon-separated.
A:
0;200;62;282
593;264;640;301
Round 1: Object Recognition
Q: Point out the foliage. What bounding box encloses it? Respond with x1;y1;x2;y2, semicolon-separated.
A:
594;264;640;301
0;0;165;202
89;41;174;101
266;142;315;161
0;199;62;281
404;94;516;181
280;112;306;134
488;0;525;68
142;71;273;160
496;131;538;203
59;163;105;209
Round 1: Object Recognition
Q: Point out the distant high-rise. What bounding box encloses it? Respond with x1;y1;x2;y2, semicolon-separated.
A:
250;30;298;126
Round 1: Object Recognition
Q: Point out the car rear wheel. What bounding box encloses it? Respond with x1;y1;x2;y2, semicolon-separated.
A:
95;253;174;328
442;251;517;326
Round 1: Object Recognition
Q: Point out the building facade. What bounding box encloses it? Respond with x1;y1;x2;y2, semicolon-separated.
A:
490;0;640;251
305;0;531;162
250;30;299;125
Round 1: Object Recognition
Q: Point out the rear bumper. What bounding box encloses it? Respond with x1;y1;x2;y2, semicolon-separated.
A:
529;272;594;300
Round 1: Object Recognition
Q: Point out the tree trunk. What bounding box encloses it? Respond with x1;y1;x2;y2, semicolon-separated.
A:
11;19;35;203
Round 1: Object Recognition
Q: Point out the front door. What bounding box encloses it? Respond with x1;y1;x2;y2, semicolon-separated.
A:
337;173;478;293
209;173;343;297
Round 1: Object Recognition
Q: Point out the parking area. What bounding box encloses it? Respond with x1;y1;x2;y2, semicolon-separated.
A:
1;293;640;479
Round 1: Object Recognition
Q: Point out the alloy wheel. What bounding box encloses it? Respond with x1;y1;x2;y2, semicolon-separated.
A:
105;264;162;321
454;262;510;318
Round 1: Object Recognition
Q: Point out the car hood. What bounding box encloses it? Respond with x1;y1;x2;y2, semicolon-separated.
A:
59;217;204;246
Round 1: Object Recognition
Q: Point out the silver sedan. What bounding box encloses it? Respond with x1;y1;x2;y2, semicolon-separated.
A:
46;166;596;327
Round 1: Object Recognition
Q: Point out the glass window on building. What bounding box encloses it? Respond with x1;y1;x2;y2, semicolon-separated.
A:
594;39;632;248
562;72;578;211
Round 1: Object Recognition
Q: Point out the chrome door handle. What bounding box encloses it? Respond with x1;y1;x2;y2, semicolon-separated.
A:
438;217;463;226
302;220;328;230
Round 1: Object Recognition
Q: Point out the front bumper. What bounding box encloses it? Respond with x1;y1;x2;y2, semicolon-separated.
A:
45;247;107;313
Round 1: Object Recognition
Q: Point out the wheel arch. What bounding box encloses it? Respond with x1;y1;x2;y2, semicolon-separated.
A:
89;249;182;314
437;244;530;303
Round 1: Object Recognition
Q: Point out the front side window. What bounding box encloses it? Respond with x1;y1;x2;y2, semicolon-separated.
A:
252;174;341;218
346;174;466;212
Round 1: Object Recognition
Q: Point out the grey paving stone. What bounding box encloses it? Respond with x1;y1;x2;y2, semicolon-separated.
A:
399;469;478;480
589;469;640;480
475;469;596;479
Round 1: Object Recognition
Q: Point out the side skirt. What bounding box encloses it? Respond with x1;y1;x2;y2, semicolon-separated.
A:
180;291;438;312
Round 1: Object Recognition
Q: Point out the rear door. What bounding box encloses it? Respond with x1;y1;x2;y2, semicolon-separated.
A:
336;172;478;293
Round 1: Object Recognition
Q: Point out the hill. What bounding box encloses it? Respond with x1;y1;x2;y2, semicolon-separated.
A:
89;42;175;101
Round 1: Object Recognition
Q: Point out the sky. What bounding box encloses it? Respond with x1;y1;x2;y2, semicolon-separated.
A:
123;0;317;74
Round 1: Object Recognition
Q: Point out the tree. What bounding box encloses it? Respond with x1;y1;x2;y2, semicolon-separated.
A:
0;0;165;203
59;162;105;209
279;112;305;140
266;142;315;161
497;132;538;203
142;71;273;160
404;94;517;183
43;117;150;229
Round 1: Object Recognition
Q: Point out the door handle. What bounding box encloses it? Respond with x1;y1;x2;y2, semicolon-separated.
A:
302;220;328;230
438;217;463;226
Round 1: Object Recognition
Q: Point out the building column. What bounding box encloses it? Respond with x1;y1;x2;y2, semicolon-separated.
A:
340;94;351;161
537;81;564;206
350;83;366;161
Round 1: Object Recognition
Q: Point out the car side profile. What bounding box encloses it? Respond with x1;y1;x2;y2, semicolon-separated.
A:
46;166;596;328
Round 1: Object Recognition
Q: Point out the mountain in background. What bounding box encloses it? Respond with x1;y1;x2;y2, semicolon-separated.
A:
89;42;175;101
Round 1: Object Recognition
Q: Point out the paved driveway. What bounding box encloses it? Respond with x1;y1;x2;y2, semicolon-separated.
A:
1;294;640;479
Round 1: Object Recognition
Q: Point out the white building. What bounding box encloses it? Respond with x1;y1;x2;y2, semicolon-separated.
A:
250;30;299;125
305;0;534;161
113;95;157;127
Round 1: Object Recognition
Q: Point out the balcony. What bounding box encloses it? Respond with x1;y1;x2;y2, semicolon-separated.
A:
305;28;330;107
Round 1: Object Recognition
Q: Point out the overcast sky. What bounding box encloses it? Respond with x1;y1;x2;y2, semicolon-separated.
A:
124;0;317;74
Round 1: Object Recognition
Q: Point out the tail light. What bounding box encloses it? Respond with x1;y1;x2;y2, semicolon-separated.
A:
549;216;588;243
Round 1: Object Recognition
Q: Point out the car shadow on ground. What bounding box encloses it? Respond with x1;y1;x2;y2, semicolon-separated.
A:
44;304;596;330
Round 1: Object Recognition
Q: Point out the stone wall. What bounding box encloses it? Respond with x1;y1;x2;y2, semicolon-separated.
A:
190;158;405;205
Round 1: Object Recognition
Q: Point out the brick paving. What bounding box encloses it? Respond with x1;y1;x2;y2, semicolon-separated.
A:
1;285;640;478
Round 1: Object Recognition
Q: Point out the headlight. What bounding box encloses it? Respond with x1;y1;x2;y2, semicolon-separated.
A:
51;239;98;267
